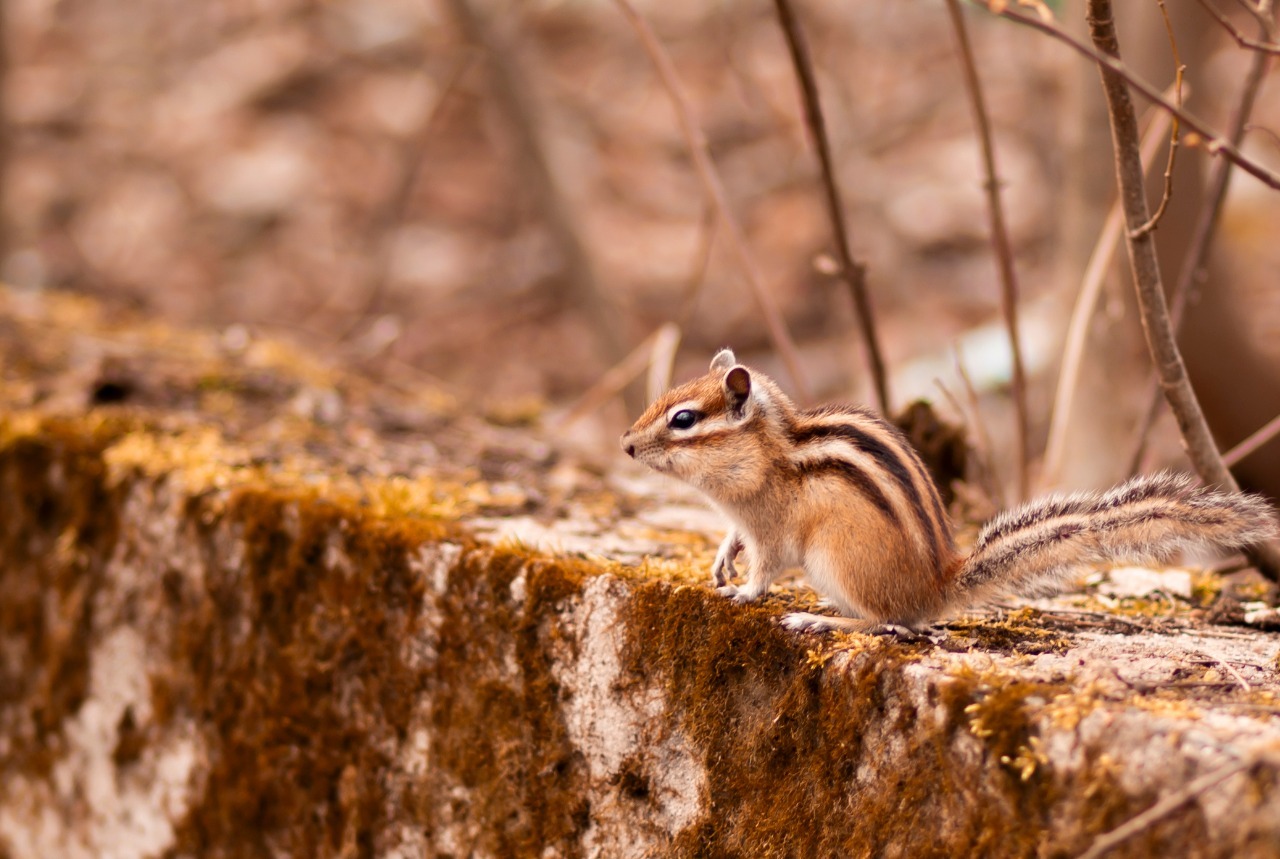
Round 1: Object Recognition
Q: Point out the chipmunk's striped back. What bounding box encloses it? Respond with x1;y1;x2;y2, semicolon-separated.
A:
785;405;955;582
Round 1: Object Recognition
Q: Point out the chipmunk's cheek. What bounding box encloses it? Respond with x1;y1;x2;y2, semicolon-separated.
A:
666;451;697;481
630;444;667;473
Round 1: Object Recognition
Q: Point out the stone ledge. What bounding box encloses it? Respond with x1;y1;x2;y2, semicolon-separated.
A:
2;290;1280;858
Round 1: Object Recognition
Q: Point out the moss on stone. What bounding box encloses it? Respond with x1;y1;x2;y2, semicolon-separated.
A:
0;410;1274;859
152;486;435;857
618;580;927;856
612;576;1221;857
945;607;1072;655
4;415;471;856
0;417;124;779
426;544;596;857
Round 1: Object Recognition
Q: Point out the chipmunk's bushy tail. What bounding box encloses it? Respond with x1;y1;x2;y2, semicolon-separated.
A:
950;473;1277;608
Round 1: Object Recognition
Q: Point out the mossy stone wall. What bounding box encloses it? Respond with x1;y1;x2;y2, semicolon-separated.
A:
3;418;1280;858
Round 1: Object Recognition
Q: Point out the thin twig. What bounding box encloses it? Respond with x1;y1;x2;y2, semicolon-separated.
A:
334;54;475;342
1235;0;1278;36
1077;756;1256;859
1196;0;1280;54
675;203;718;326
1128;0;1182;239
645;324;682;406
1127;19;1273;475
1223;411;1280;467
944;0;1030;501
1086;0;1280;582
1040;98;1175;489
1189;657;1270;669
954;347;1007;508
558;324;679;428
613;0;811;400
980;1;1280;190
1246;123;1280;152
0;0;8;273
935;375;1003;511
1187;648;1252;692
446;0;633;402
771;0;889;414
1208;660;1249;691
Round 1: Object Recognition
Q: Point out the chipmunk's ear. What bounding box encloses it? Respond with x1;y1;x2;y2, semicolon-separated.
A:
723;365;752;415
709;349;737;373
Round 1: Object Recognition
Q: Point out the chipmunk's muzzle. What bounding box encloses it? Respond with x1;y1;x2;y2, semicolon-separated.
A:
620;432;637;459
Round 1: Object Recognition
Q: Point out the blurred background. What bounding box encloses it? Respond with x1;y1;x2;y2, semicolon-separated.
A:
4;0;1279;501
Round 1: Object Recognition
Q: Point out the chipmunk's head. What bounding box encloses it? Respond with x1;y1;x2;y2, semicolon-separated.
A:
620;349;788;496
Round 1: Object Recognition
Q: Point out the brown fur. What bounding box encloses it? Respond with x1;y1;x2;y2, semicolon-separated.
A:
622;351;1279;630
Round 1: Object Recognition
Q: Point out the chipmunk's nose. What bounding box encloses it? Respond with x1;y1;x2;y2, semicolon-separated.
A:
620;433;636;458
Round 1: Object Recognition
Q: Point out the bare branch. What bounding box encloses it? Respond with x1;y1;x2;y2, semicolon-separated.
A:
772;0;890;414
1128;21;1273;475
645;324;682;406
1246;123;1280;152
1041;97;1175;489
674;203;717;327
559;323;681;428
1196;0;1280;54
944;0;1030;501
980;1;1280;191
0;0;8;272
613;0;812;401
1187;647;1252;692
952;347;1007;508
1234;0;1278;37
1086;0;1280;581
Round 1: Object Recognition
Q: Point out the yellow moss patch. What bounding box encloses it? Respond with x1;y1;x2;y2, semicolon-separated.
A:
1191;569;1225;607
362;473;479;521
104;426;256;489
946;607;1072;654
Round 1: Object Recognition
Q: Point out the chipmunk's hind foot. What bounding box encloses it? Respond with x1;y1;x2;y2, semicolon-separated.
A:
780;612;923;640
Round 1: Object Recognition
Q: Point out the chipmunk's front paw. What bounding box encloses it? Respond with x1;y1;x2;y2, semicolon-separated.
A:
716;583;763;604
710;533;743;587
711;556;738;588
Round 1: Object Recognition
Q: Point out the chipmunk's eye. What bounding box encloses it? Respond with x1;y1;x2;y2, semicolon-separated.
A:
668;409;701;430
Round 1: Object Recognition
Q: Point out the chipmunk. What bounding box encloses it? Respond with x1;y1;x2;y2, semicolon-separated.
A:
620;349;1278;633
